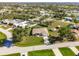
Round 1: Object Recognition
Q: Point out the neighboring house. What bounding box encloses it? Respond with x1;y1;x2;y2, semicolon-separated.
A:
40;9;49;16
72;23;79;29
2;19;30;28
66;10;79;16
13;20;29;28
64;17;73;21
68;23;79;29
2;19;10;24
71;29;79;39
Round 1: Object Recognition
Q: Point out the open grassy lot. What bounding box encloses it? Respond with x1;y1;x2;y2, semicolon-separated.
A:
15;36;44;47
2;53;20;56
28;49;55;56
59;47;75;56
51;20;73;28
75;46;79;50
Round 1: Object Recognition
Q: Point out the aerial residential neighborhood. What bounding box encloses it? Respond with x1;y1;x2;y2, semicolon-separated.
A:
1;2;79;56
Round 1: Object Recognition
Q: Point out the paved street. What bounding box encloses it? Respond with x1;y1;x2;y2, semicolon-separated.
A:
0;28;79;56
0;42;79;55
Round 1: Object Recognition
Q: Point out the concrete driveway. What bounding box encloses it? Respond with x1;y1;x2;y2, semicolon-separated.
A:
0;28;12;39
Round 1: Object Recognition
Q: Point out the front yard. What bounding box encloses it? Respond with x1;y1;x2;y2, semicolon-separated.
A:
59;47;75;56
15;36;44;47
28;49;55;56
0;32;7;45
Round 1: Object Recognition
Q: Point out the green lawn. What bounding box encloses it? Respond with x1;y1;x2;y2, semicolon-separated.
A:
15;36;44;47
76;46;79;50
2;53;20;56
0;32;7;39
28;49;55;56
0;32;7;45
59;47;75;56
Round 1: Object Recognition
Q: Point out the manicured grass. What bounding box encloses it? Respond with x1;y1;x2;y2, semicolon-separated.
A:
76;46;79;50
28;49;55;56
2;53;20;56
15;36;44;47
0;32;7;45
0;32;7;40
59;47;75;56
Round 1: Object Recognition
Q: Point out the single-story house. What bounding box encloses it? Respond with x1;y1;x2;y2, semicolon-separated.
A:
32;28;49;37
64;17;73;21
2;19;30;28
32;28;50;45
2;19;10;24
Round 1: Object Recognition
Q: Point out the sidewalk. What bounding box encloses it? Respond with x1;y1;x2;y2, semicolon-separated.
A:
52;48;62;56
69;47;79;55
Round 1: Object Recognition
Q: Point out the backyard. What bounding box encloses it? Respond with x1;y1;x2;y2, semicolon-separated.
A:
28;49;55;56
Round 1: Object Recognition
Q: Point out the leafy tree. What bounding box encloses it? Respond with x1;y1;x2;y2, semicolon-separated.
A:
58;26;71;37
48;36;63;44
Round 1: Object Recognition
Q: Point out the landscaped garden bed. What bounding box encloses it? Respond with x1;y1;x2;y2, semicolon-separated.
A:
28;49;55;56
59;47;75;56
